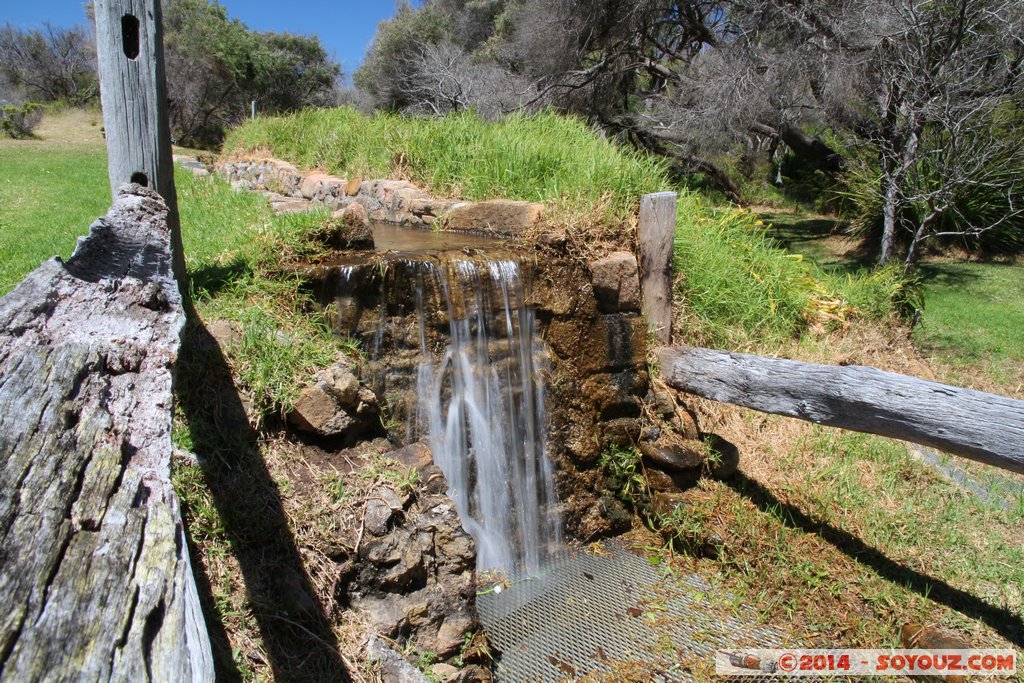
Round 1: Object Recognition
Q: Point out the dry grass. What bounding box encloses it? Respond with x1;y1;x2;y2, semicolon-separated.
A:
647;324;1024;669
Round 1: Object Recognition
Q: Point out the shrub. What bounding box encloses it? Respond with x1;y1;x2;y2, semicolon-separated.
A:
0;101;42;138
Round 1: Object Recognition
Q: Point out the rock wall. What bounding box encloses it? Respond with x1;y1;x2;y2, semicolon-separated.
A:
297;246;654;541
217;158;545;235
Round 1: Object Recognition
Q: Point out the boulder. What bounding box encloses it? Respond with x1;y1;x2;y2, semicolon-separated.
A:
342;444;479;663
639;433;705;472
705;433;740;479
442;200;544;234
589;251;642;313
288;361;379;438
327;203;374;249
671;405;701;440
300;173;335;199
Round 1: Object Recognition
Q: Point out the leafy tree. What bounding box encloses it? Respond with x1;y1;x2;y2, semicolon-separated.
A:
162;0;339;147
356;0;1024;267
0;22;97;105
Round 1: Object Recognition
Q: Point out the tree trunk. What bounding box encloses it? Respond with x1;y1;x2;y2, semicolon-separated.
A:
778;123;846;175
879;169;899;265
659;346;1024;474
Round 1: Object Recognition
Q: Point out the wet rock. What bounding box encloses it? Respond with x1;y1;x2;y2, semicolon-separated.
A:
705;434;740;479
640;433;705;472
651;491;687;519
589;251;641;313
671;405;701;440
288;361;379;438
581;372;648;421
646;387;675;417
545;314;647;375
599;417;643;448
386;442;449;494
443;199;544;235
645;468;681;493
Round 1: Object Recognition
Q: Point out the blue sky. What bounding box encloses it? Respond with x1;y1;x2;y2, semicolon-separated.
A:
0;1;406;77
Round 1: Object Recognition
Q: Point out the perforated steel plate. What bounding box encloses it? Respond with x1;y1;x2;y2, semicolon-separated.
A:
477;545;787;682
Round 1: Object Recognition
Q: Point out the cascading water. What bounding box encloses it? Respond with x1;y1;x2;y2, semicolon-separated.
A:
413;258;562;573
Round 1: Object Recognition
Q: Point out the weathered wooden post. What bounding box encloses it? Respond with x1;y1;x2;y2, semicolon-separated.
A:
638;192;677;345
95;0;188;295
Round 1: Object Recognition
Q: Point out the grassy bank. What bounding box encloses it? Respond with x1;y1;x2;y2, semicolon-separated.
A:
225;108;671;219
762;208;1024;393
226;107;907;349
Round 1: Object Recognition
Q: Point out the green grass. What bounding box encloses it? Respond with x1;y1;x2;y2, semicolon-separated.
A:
675;198;910;348
224;107;671;219
176;171;347;416
761;208;1024;390
912;261;1024;389
0;144;110;294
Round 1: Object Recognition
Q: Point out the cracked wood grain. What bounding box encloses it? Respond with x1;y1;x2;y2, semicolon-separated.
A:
0;186;212;682
659;346;1024;474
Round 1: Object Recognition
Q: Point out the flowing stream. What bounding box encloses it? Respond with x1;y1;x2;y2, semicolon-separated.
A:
411;258;562;572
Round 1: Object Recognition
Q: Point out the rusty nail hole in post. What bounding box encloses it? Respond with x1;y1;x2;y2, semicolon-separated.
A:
131;172;148;187
121;14;140;59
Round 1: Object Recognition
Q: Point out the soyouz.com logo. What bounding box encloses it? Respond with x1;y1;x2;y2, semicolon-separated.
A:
715;649;1017;677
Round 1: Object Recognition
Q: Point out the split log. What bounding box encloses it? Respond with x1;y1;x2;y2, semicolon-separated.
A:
659;347;1024;474
0;185;213;681
638;192;677;346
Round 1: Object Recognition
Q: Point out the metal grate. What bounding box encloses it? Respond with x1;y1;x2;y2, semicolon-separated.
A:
477;544;788;682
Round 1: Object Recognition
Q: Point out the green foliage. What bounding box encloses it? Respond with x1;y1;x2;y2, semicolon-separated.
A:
163;0;340;147
599;444;647;506
224;107;671;218
0;102;42;138
354;2;454;110
841;123;1024;261
177;171;348;416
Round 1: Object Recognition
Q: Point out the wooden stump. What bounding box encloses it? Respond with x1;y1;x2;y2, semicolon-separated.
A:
0;186;213;681
638;192;677;345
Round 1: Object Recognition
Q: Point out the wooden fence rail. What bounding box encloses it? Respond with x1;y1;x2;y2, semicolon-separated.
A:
659;346;1024;474
0;186;213;681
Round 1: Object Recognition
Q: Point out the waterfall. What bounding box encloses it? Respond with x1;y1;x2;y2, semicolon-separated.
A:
414;259;561;573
